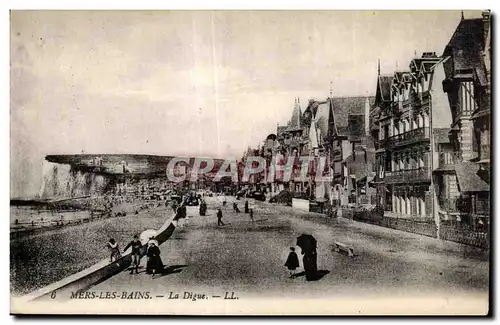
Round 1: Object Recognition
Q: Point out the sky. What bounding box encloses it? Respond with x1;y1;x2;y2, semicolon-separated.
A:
10;10;483;197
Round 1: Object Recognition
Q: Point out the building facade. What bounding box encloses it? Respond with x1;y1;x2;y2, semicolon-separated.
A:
330;96;375;207
372;12;491;233
372;52;449;221
437;12;491;229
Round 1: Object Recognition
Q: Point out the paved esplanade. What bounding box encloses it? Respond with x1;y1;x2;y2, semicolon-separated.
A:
91;198;489;300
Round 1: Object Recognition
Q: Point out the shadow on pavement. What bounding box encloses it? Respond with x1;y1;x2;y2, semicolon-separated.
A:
292;270;330;281
154;265;188;279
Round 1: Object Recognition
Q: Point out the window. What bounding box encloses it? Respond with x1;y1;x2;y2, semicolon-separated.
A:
385;153;392;172
423;114;429;128
334;161;342;175
384;125;390;139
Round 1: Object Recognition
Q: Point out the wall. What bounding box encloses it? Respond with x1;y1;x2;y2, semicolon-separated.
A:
341;140;351;162
22;213;177;302
430;61;453;128
430;60;454;172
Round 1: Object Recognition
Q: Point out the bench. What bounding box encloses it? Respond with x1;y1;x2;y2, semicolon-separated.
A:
333;242;355;257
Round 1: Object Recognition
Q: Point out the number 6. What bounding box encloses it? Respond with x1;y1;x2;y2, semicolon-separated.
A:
50;291;56;299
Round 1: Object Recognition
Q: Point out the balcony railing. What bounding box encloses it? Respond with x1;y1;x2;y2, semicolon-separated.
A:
385;127;430;148
438;151;462;167
385;167;431;184
379;137;390;147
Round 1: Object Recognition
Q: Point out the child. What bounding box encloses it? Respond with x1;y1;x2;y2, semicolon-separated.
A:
217;208;225;226
233;202;240;213
284;247;299;278
124;234;142;274
107;238;122;262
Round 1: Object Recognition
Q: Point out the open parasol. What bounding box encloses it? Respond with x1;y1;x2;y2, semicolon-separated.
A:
296;234;317;253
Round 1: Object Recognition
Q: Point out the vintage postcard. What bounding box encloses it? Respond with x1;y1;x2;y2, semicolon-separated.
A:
10;10;491;315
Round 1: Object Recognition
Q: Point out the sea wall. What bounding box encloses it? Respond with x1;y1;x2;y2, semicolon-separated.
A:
20;213;177;302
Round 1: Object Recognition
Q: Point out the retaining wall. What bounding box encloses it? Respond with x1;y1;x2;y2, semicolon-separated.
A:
21;213;177;302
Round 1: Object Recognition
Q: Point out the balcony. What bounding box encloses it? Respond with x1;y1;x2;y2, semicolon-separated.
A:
379;137;389;147
438;151;462;168
385;127;430;148
390;102;402;115
385;167;431;184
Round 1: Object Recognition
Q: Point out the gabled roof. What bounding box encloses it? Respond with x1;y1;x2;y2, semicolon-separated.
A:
289;103;302;130
410;58;425;72
443;18;484;73
375;75;393;104
411;55;441;74
402;73;412;83
421;62;437;73
330;96;374;136
393;71;411;84
314;101;331;140
455;161;489;192
347;114;365;141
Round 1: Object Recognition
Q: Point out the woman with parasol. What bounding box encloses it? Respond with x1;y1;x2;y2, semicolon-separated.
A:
296;234;318;281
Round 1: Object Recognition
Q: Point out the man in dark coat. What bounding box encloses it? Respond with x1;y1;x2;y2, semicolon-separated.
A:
199;200;207;216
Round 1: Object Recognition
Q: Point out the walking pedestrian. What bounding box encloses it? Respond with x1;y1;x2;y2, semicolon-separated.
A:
146;241;164;277
233;202;240;213
124;234;142;274
284;247;300;278
244;200;249;213
199;199;207;216
106;238;122;262
249;198;256;221
217;208;225;226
